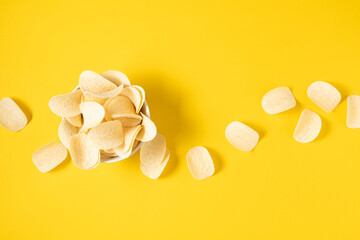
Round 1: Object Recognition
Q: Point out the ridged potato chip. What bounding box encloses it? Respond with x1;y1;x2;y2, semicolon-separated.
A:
225;121;259;152
113;114;142;127
262;87;296;114
347;95;360;128
101;70;131;87
80;102;105;132
70;133;100;170
293;109;322;143
186;146;214;180
0;97;28;132
88;120;123;149
121;86;143;113
307;81;341;112
141;148;170;179
58;119;79;149
136;112;157;142
48;90;82;117
32;142;68;173
65;114;83;128
83;84;124;99
79;70;117;93
140;133;166;166
114;125;142;156
104;95;136;118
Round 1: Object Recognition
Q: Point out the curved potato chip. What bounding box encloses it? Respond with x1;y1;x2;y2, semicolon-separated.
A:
83;84;124;99
141;148;170;179
262;87;296;114
225;121;259;152
104;96;136;117
79;70;117;93
65;114;83;128
113;114;142;127
347;95;360;128
83;92;107;105
58;119;79;149
136;112;157;142
70;133;100;170
307;81;341;112
294;109;322;143
101;70;131;87
133;85;145;106
114;125;142;156
32;142;67;173
140;133;166;166
0;97;28;132
48;90;82;117
186;146;214;180
80;102;105;132
121;86;143;113
88;120;123;149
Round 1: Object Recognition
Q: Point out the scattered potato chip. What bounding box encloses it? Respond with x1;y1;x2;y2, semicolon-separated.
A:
114;125;142;156
101;70;131;87
79;70;117;93
88;120;123;149
307;81;341;112
0;97;28;132
139;133;166;167
262;87;296;114
293;109;322;143
141;148;170;179
84;84;124;99
70;133;100;170
186;146;214;180
347;95;360;128
80;102;105;132
121;86;143;113
136;112;157;142
113;114;142;127
225;121;259;151
65;114;83;128
48;90;83;117
58;119;79;149
32;142;68;173
104;95;136;118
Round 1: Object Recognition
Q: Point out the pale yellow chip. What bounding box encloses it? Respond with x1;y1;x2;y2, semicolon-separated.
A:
113;114;142;127
347;95;360;128
139;133;166;166
79;70;117;93
186;146;214;180
141;148;170;179
114;125;142;156
69;133;100;170
58;119;79;149
88;120;123;149
101;70;131;87
32;142;68;173
293;109;322;143
136;112;157;142
307;81;341;112
65;114;83;128
104;95;136;118
120;86;143;113
48;90;82;117
83;92;107;105
133;85;145;107
225;121;259;152
83;84;124;99
80;102;105;132
0;97;28;132
262;87;296;114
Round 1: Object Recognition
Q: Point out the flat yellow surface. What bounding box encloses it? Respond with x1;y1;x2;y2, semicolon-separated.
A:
1;0;360;239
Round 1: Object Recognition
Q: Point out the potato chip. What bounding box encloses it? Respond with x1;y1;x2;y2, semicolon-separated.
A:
141;148;170;179
83;84;124;99
79;70;117;93
114;125;142;156
262;87;296;114
307;81;341;112
58;119;79;149
121;86;143;113
70;133;100;170
140;133;166;166
225;121;259;152
133;85;145;107
113;114;142;127
88;120;123;149
347;95;360;128
65;114;83;128
48;90;82;117
104;95;136;118
80;102;105;132
83;92;107;105
101;70;131;87
186;146;214;180
136;112;157;142
32;142;68;173
293;109;322;143
0;97;28;132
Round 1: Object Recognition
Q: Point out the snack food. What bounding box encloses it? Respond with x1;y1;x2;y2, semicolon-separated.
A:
0;97;28;132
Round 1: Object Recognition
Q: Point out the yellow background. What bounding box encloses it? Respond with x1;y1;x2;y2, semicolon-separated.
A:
1;0;360;239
